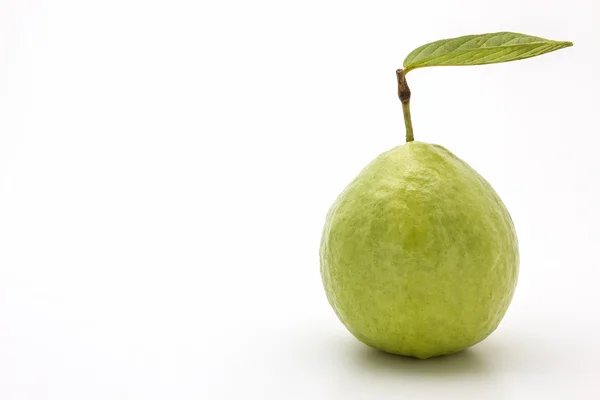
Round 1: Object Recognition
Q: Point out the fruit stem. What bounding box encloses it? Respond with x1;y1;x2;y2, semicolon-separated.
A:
396;69;414;142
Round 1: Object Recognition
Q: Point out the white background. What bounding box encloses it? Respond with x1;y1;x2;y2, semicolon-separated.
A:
0;0;598;398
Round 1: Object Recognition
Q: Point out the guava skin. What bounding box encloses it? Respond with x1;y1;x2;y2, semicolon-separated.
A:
320;141;519;359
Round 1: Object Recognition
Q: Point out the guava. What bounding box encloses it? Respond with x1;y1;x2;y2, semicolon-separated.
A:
320;141;519;359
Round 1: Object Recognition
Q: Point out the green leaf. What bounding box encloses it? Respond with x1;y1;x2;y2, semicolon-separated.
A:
403;32;573;73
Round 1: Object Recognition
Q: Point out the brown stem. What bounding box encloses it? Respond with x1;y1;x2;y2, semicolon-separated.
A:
396;69;414;142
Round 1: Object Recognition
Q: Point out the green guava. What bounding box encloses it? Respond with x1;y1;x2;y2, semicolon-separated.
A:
320;141;519;359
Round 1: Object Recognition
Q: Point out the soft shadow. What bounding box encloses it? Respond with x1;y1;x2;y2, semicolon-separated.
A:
350;343;490;378
306;330;513;397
